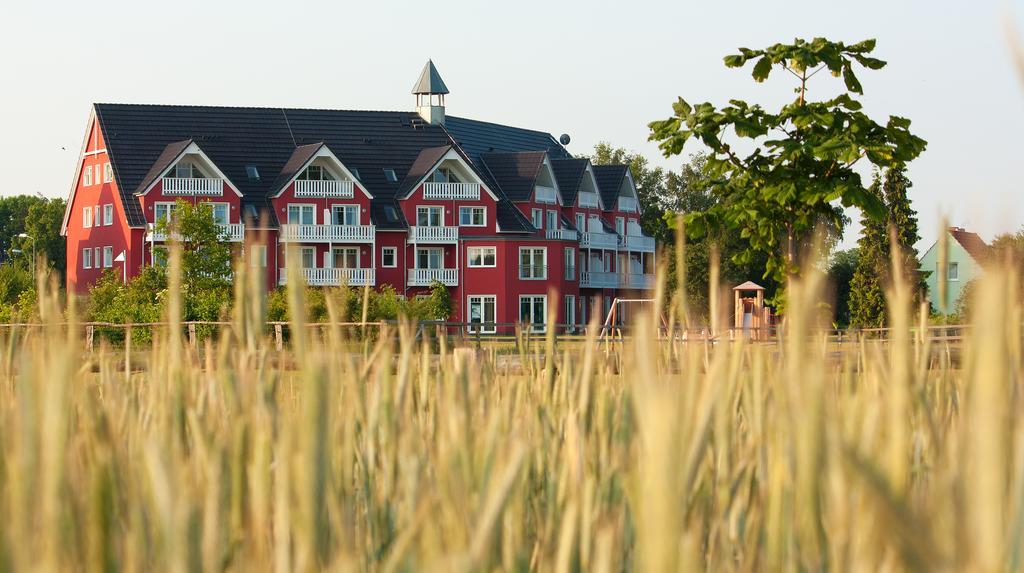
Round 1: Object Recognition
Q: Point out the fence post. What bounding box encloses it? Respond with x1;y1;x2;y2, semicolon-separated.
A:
125;325;132;382
86;325;94;352
274;324;283;352
188;323;197;347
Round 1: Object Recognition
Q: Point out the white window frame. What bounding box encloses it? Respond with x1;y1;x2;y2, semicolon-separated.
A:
615;216;625;236
467;295;497;334
93;247;100;269
546;210;558;231
82;248;92;269
519;295;547;333
459;206;486;227
467;246;497;268
103;204;114;226
299;247;316;269
94;165;102;184
519;247;547;280
416;205;443;227
154;202;176;224
381;247;397;268
332;204;360;226
83;206;92;228
288;204;315;225
249;245;268;267
947;262;959;281
531;208;543;230
575;213;585;233
103;246;113;268
331;247;360;269
565;295;576;333
564;247;575;280
103;163;113;183
83;166;93;187
416;247;444;269
209;202;230;226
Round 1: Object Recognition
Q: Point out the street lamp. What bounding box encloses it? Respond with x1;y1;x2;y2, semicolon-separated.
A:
16;233;35;268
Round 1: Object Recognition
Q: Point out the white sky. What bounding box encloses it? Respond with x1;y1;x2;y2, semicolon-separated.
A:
2;0;1022;253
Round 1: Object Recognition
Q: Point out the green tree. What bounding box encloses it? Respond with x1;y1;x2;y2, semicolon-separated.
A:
827;248;859;327
588;143;671;242
154;200;233;322
849;174;888;328
649;38;927;283
23;198;67;278
882;165;925;296
0;195;42;262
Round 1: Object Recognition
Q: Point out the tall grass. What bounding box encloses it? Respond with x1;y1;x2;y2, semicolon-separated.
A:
0;244;1022;572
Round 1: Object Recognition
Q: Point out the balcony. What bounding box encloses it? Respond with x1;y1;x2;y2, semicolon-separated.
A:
410;226;458;243
618;196;638;212
423;182;480;200
579;271;618;289
580;231;619;250
408;268;458;287
280;224;375;243
620;234;656;252
518;265;547;280
279;267;375;287
578;192;600;209
146;222;244;242
535;185;558;204
161;177;223;196
293;179;354;199
618;273;655;290
545;229;578;241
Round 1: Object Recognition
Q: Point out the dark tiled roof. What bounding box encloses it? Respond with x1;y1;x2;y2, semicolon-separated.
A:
397;145;451;197
592;165;628;211
370;199;407;230
949;227;990;263
444;116;569;162
479;151;546;201
269;142;324;196
550;159;588;205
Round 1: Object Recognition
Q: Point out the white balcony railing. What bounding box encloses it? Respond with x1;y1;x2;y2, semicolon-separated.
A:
407;268;458;287
621;234;656;252
579;271;618;289
293;179;354;198
578;192;600;208
410;226;458;243
580;231;619;250
280;224;375;243
147;222;244;242
279;267;375;287
617;196;638;212
161;177;223;196
535;186;558;204
423;182;481;200
545;228;578;241
618;273;655;289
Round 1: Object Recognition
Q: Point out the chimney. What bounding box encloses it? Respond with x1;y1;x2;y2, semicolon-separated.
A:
412;60;449;125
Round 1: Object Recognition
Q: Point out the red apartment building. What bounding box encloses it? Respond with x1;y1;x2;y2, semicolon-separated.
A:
61;61;656;332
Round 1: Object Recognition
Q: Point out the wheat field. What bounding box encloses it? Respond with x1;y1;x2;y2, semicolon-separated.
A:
0;247;1021;572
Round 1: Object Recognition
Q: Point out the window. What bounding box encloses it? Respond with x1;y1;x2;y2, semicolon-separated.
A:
381;247;397;268
172;162;205;179
519;247;547;280
383;169;398;183
95;165;102;184
576;213;585;233
416;248;443;269
210;203;229;225
82;248;92;269
565;295;576;333
249;245;268;267
416;206;443;227
103;246;113;268
382;206;399;223
95;205;100;223
531;209;543;230
580;296;588;327
288;204;315;225
467;295;496;334
615;216;625;236
246;165;261;182
93;247;100;268
431;166;462;183
331;247;359;269
103;204;113;226
103;163;113;183
468;246;496;268
459;206;485;227
83;166;93;187
83;206;92;228
299;247;316;269
332;205;359;226
547;210;558;231
564;247;575;280
154;202;176;223
947;262;959;281
299;165;335;181
519;295;547;333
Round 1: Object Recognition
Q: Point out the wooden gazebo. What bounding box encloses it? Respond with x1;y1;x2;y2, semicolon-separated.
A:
733;281;768;340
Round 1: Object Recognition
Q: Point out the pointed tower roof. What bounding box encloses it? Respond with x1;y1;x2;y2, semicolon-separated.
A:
412;60;449;95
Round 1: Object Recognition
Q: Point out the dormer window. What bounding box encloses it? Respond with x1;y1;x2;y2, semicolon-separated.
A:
172;162;207;179
431;166;462;184
298;165;337;181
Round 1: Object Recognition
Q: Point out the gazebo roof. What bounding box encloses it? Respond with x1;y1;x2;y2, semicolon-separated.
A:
733;281;765;291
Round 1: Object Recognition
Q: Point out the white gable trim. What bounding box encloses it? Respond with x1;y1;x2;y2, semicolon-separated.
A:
272;145;371;199
403;148;500;201
534;155;566;206
621;170;641;214
579;163;606;210
61;107;99;236
137;142;243;198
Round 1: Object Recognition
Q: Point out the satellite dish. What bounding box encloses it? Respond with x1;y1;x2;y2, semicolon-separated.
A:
559;133;571;145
